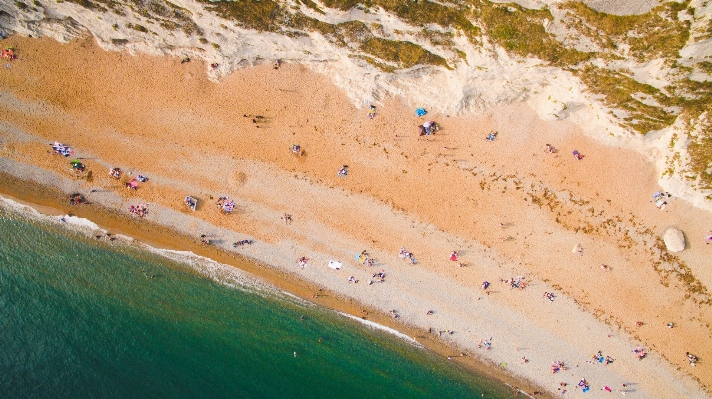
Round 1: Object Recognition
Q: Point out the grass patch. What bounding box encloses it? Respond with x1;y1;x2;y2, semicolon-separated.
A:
480;3;591;66
696;61;712;74
296;0;324;14
126;22;149;33
577;66;677;134
559;1;691;62
360;37;449;69
352;54;396;72
198;0;282;32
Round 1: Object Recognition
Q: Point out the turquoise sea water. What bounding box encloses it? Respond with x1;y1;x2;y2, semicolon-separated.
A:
0;208;514;398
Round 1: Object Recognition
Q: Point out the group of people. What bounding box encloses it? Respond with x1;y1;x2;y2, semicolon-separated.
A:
354;250;374;267
1;47;16;60
398;247;417;264
126;179;139;190
590;350;614;365
216;197;236;213
550;361;566;373
337;165;348;178
184;196;198;211
502;276;527;290
70;159;85;172
651;191;672;210
109;167;122;179
418;121;439;136
68;193;86;206
297;256;309;269
686;352;698;366
633;347;647;360
542;291;556;302
129;204;148;217
232;240;253;247
371;270;386;283
50;142;73;157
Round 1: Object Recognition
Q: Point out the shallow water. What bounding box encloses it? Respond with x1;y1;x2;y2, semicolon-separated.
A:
0;209;514;398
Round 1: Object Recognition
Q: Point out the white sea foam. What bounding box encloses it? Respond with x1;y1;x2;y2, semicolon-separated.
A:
0;195;43;216
59;214;102;231
0;195;107;234
142;246;275;293
338;311;423;348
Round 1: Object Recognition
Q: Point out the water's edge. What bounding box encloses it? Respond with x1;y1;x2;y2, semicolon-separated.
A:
0;172;547;398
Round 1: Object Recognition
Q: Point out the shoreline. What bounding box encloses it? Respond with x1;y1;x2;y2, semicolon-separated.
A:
0;172;547;399
1;35;710;398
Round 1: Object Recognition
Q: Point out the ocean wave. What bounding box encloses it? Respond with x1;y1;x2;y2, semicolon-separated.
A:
140;246;281;295
0;195;44;217
0;195;104;234
338;311;423;348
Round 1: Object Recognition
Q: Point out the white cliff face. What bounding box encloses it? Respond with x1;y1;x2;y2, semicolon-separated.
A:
1;0;711;211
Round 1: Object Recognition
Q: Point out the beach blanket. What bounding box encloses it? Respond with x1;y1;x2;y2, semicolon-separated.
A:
415;108;427;117
328;260;342;270
51;142;73;157
184;196;197;211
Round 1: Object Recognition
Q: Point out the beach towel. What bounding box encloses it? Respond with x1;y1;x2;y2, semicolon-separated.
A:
415;108;427;117
328;260;342;270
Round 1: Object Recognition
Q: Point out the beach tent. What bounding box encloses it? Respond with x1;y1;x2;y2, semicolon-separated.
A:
663;228;685;252
328;260;342;270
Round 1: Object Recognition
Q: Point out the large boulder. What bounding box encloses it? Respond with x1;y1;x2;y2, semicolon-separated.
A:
663;228;686;252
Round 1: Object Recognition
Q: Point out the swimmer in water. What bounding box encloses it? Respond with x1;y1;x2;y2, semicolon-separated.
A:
293;351;297;358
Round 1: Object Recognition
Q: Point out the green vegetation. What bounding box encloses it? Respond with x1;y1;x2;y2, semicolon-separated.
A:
296;0;324;14
126;22;148;33
696;61;712;74
198;0;282;32
560;1;691;62
61;0;119;14
479;3;590;66
577;66;677;134
360;37;448;69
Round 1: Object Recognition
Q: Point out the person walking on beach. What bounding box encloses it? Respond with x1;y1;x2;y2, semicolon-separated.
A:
450;251;458;262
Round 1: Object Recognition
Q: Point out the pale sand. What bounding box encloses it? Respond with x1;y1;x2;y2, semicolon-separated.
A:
1;35;711;398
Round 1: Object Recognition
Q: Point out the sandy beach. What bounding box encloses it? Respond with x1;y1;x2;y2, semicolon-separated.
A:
1;35;711;398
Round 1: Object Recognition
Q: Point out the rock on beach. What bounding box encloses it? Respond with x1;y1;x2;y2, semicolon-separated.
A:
663;228;686;252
